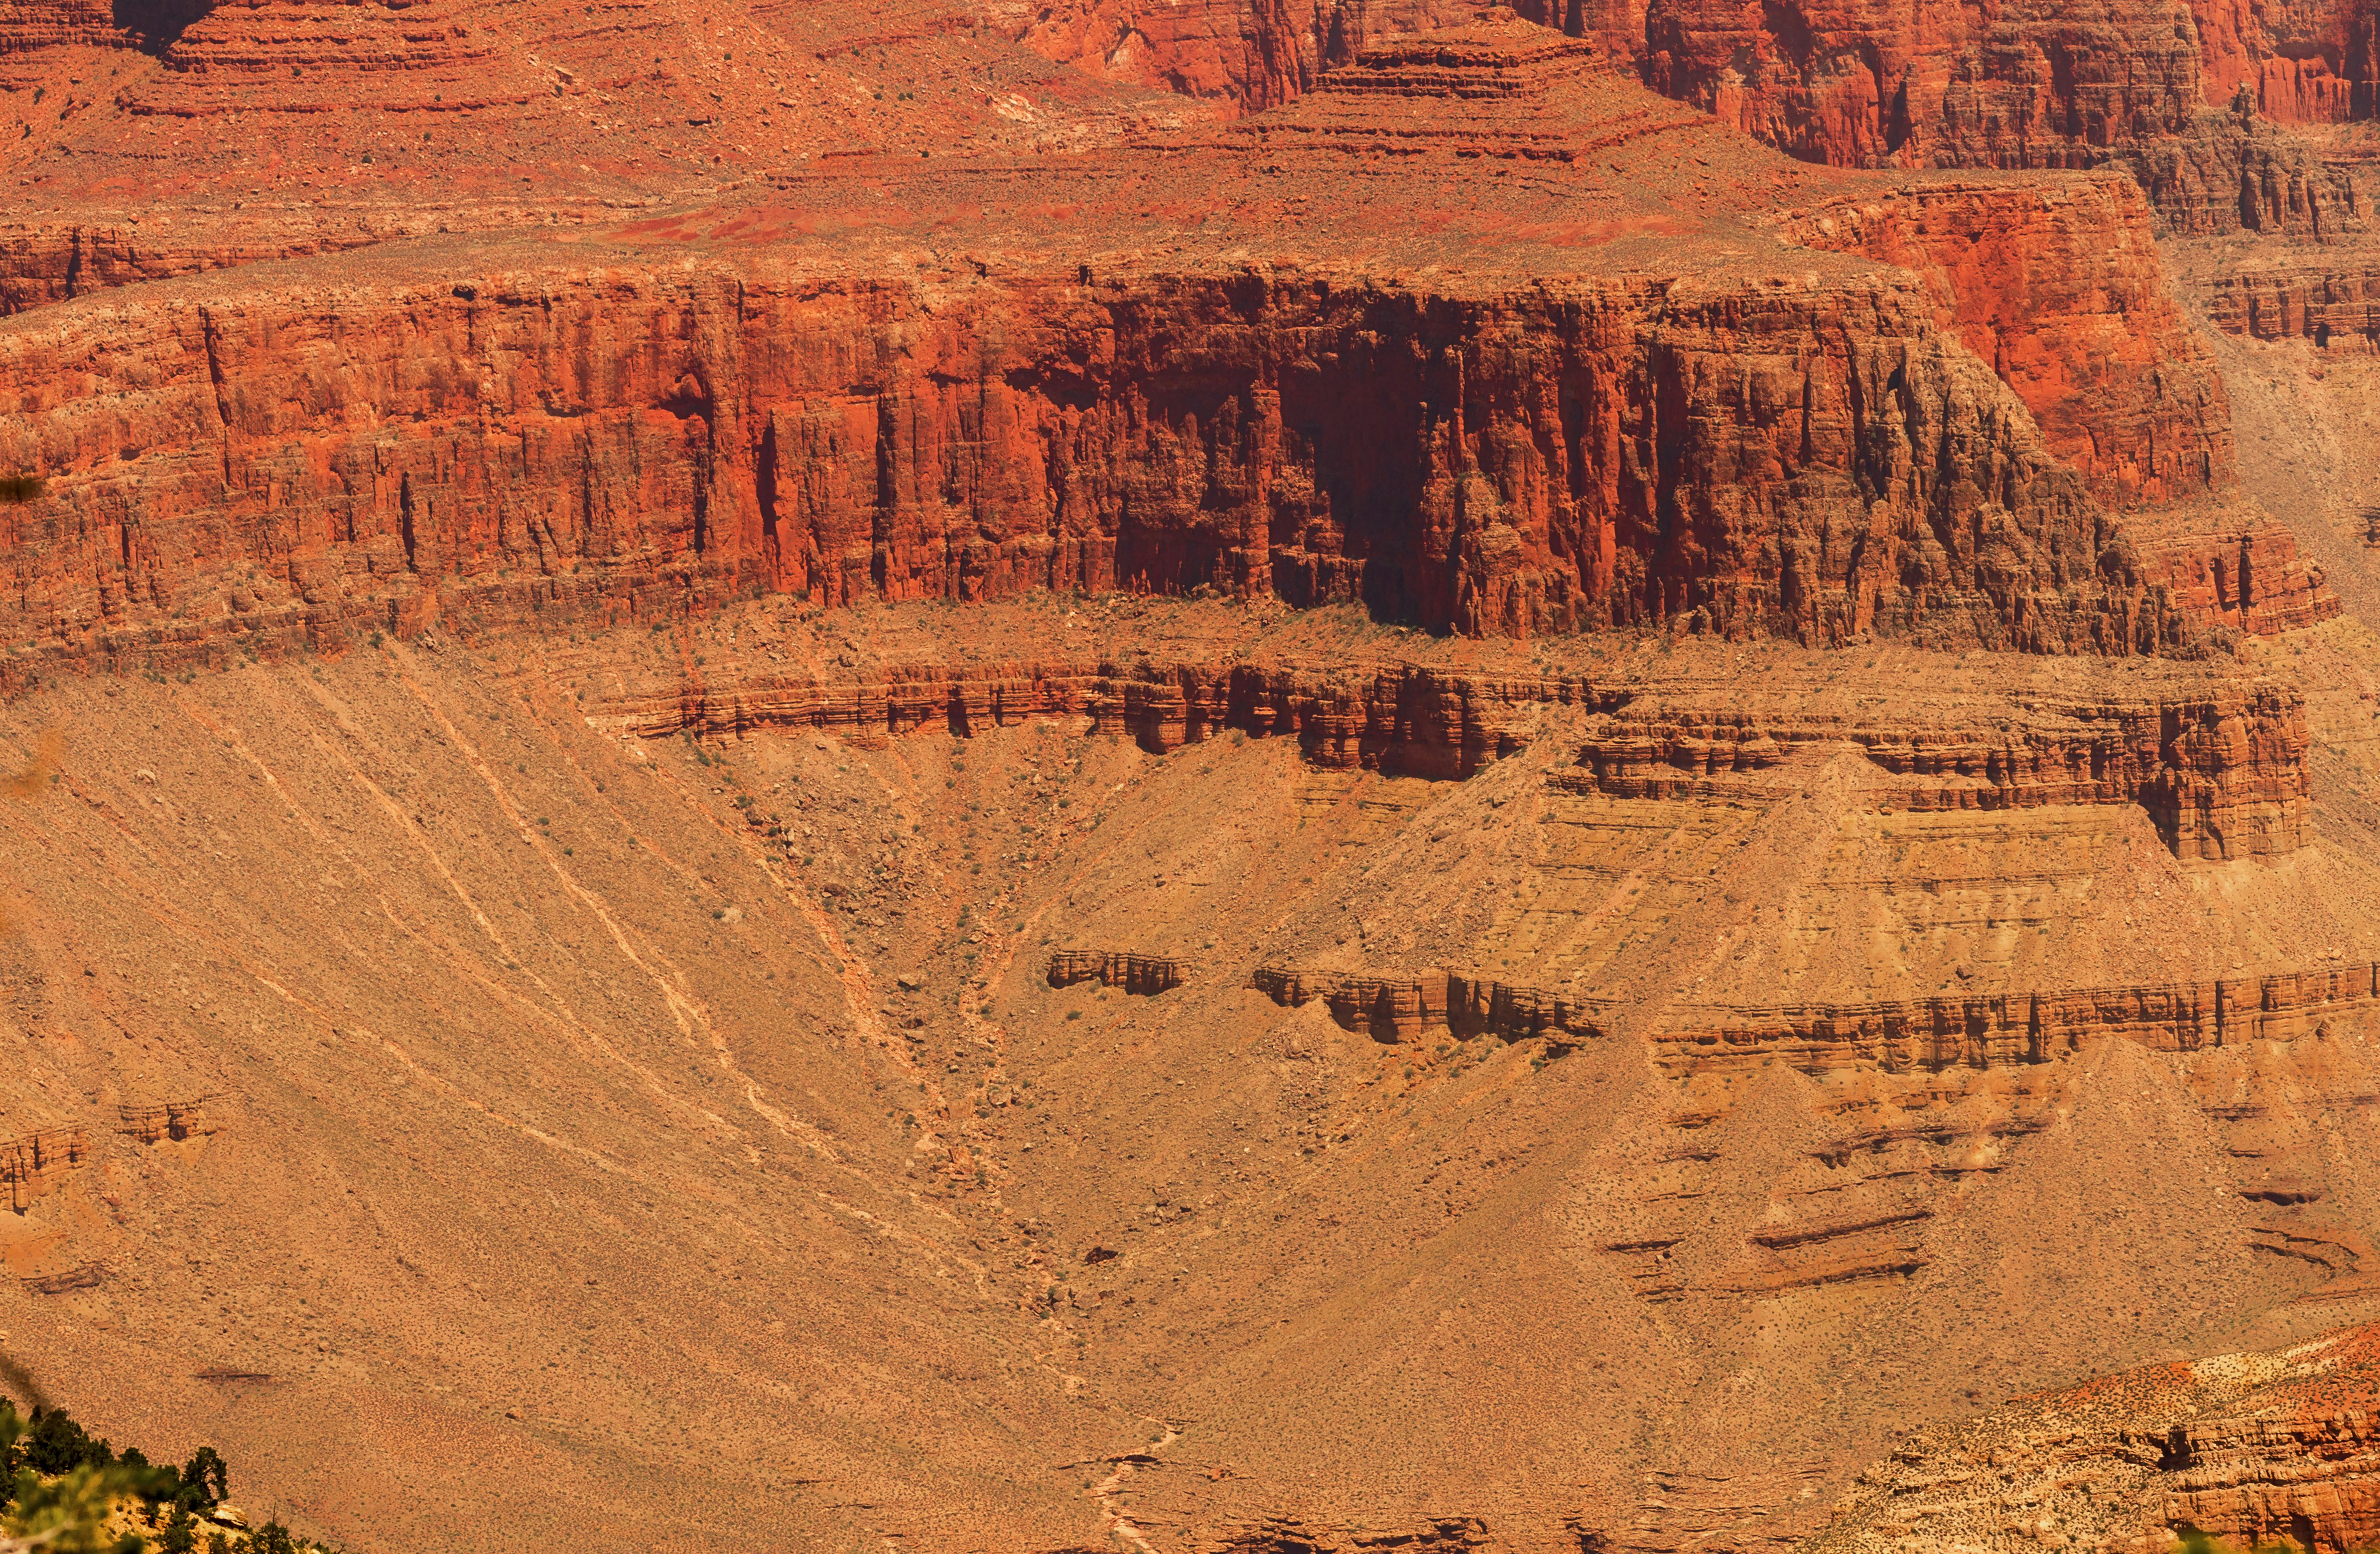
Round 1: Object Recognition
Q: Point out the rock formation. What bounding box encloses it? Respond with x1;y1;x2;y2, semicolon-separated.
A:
0;12;2324;663
1806;1322;2380;1554
1560;685;2313;859
2207;250;2380;349
3;1;2380;1552
1003;0;2378;236
1047;949;1185;992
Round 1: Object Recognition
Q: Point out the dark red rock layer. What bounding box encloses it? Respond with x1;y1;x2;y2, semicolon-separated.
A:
1006;0;1494;115
1010;1;2374;234
1781;177;2234;508
0;255;2225;655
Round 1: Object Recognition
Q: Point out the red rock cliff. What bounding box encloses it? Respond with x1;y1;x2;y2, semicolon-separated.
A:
1008;0;2372;234
0;252;2217;657
1783;175;2234;507
1002;0;1488;112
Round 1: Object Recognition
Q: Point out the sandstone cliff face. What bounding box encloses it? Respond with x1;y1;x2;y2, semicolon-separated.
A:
1642;0;2367;233
585;645;2313;861
1637;0;2187;170
0;254;2214;656
2207;250;2380;348
2193;0;2380;125
1252;958;2380;1070
998;0;1486;112
1783;175;2233;507
1003;0;2371;234
0;222;415;318
0;6;2318;664
585;656;1576;777
1047;949;1185;992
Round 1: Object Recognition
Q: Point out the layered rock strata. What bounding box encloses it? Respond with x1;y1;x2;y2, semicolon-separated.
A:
1003;0;1489;113
0;251;2219;655
1804;1323;2380;1554
2206;251;2380;349
1010;1;2373;235
1779;177;2234;508
1560;686;2312;860
1251;965;1608;1045
585;651;2315;855
0;11;2329;659
588;658;1574;778
1045;950;1185;993
1253;960;2380;1071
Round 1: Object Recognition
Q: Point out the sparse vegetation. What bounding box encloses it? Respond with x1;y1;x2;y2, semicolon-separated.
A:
0;1402;329;1554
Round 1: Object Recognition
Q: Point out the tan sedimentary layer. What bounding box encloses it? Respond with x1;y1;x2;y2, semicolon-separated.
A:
1045;950;1186;994
588;654;2312;858
1250;962;2380;1072
588;657;1580;778
1561;685;2311;861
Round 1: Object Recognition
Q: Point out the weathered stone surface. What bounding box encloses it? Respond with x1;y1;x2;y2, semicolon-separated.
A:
1804;1323;2380;1554
1009;0;2374;234
1048;949;1186;993
1559;684;2313;859
1781;176;2234;506
2207;250;2380;348
1254;958;2380;1071
585;656;1573;776
1001;0;1487;113
0;254;2222;655
1633;0;2369;234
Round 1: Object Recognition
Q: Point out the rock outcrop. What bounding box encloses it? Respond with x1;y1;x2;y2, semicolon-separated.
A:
2206;251;2380;350
0;10;2328;661
1804;1323;2380;1554
0;1125;85;1213
0;244;2219;658
1780;177;2233;508
588;656;1577;777
1000;0;1487;113
1559;685;2313;860
1253;959;2380;1071
1006;1;2374;236
1047;950;1186;993
1633;1;2368;235
587;648;2316;853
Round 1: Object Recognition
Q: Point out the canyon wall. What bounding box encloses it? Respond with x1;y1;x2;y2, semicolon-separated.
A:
1003;0;1507;112
0;256;2219;658
588;656;1590;777
1618;0;2373;234
1005;0;2373;233
1046;950;1186;993
2206;251;2380;347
